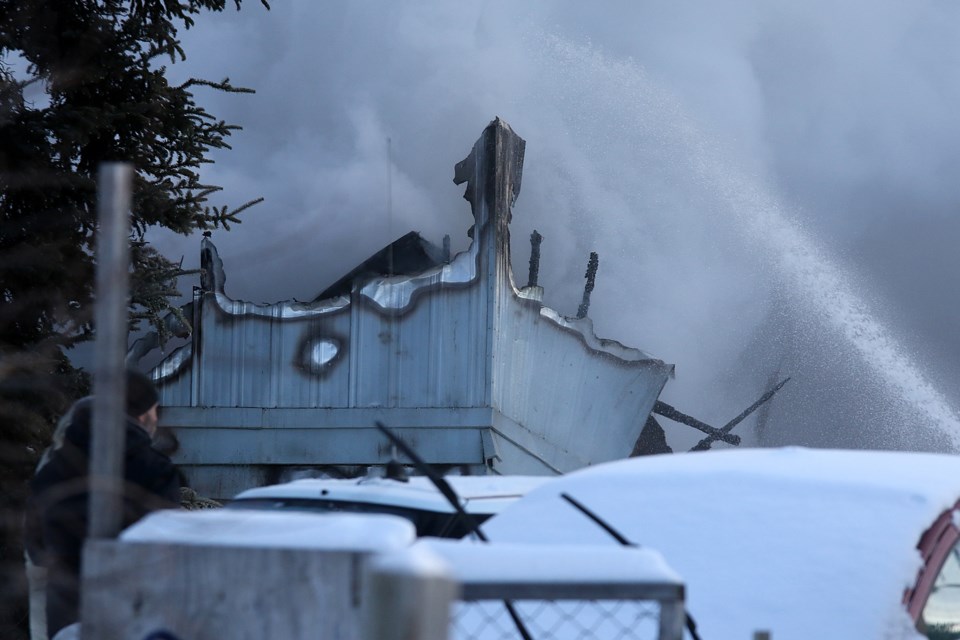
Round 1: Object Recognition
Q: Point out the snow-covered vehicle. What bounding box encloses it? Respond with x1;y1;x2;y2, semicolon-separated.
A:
481;447;960;640
226;474;550;538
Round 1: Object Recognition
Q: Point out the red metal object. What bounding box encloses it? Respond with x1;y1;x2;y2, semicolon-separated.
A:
904;499;960;621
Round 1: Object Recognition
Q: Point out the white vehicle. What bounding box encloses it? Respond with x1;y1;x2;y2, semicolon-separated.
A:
483;447;960;640
227;475;551;538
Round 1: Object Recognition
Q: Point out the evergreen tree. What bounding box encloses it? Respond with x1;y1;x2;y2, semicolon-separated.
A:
0;2;268;636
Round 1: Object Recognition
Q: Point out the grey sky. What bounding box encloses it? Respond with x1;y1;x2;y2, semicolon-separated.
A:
153;1;960;451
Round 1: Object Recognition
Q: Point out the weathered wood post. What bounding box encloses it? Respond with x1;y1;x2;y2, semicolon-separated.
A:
88;162;133;539
363;546;458;640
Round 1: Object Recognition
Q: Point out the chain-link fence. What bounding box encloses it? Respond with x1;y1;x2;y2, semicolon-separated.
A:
452;598;662;640
363;540;689;640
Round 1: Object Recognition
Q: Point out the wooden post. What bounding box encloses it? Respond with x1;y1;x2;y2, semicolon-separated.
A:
88;162;133;540
363;547;458;640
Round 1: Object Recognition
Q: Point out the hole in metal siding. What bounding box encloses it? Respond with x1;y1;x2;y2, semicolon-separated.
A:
309;339;340;369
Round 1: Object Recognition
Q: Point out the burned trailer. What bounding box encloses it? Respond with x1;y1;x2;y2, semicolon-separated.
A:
136;118;675;499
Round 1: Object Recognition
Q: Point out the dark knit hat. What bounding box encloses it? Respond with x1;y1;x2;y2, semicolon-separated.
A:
126;370;159;417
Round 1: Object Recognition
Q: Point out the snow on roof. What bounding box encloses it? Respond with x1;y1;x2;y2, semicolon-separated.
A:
484;447;960;640
120;508;415;551
231;475;552;515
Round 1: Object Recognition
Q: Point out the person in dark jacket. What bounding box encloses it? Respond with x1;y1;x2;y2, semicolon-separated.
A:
27;370;181;638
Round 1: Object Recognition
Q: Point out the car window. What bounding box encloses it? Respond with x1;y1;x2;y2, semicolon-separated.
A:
921;540;960;639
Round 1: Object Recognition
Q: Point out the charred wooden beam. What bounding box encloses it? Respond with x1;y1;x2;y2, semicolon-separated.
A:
527;230;543;287
754;369;782;445
689;377;791;452
653;400;741;446
576;251;599;319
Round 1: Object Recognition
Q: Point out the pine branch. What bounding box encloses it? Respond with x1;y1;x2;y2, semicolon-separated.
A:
177;77;255;94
